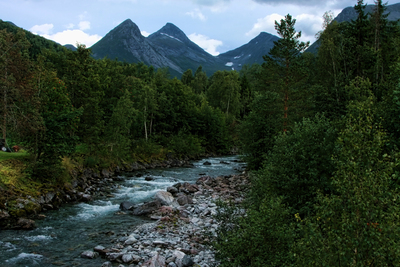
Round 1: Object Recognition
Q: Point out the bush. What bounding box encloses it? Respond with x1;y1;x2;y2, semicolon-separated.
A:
251;114;337;216
168;132;204;157
296;98;400;266
214;197;296;266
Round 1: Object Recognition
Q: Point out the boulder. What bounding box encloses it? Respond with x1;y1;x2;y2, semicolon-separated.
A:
16;218;36;230
181;183;199;193
145;176;154;181
167;186;179;194
121;253;141;264
101;169;111;178
101;262;113;267
80;250;99;259
203;161;211;165
132;200;161;216
0;209;10;220
142;252;166;267
154;191;179;207
120;201;135;211
176;195;192;206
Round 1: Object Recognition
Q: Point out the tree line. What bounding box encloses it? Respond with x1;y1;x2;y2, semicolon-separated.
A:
0;20;250;181
215;0;400;265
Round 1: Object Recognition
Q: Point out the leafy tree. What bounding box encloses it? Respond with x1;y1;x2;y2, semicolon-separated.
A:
240;91;282;169
207;70;241;117
192;65;208;94
214;196;296;267
0;29;33;148
104;89;136;158
28;67;82;180
251;114;337;216
297;91;400;266
181;69;194;86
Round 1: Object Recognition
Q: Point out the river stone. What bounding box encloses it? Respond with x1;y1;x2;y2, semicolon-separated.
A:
176;255;194;267
167;186;179;194
80;250;99;259
122;253;141;264
120;201;135;211
168;262;177;267
16;218;36;230
94;245;107;255
101;262;113;267
142;252;166;267
124;237;138;245
45;192;55;203
154;191;179;207
0;209;10;220
203;161;211;165
133;200;161;216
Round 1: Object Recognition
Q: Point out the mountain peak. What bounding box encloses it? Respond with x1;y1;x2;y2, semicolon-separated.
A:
149;23;191;44
115;19;142;37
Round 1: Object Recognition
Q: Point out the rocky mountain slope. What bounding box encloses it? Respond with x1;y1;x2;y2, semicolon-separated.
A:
217;32;279;71
306;2;400;54
90;20;279;75
90;19;183;74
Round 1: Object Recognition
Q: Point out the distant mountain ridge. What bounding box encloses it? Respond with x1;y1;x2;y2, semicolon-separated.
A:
217;32;280;71
90;19;280;76
306;2;400;54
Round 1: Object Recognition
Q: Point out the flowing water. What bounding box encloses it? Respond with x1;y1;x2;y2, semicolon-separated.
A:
0;156;245;267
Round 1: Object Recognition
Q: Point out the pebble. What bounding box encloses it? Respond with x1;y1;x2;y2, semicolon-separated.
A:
82;173;248;267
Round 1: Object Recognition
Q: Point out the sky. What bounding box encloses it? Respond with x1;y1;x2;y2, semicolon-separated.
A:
1;0;398;56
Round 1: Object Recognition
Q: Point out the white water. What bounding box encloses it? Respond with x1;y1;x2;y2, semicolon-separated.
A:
0;156;245;266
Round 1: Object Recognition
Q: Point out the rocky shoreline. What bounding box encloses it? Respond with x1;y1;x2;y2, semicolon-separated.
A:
0;157;198;230
81;172;249;267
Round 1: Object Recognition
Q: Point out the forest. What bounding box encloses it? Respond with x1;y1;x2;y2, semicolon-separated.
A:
2;0;400;264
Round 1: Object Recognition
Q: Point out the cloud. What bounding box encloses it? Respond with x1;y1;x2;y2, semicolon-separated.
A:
41;30;102;47
78;21;91;31
186;9;207;21
31;23;101;47
246;13;323;43
191;0;231;6
251;0;354;7
30;23;54;35
65;23;75;29
246;13;284;37
141;30;150;37
188;33;223;56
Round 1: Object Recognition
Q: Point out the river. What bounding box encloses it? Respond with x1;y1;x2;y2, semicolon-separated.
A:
0;156;245;266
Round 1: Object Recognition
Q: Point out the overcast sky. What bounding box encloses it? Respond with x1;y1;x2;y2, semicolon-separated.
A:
1;0;397;56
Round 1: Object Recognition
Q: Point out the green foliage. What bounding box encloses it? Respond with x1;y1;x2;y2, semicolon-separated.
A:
207;70;242;118
239;91;282;169
296;97;400;266
214;197;296;267
252;114;337;216
105;89;137;158
168;132;204;157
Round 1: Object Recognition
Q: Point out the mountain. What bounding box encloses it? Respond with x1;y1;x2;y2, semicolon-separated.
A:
217;32;280;70
147;23;223;75
306;3;400;54
90;19;182;74
64;44;77;51
91;20;279;76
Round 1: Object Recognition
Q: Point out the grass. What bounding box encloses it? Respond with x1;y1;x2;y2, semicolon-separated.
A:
0;150;30;162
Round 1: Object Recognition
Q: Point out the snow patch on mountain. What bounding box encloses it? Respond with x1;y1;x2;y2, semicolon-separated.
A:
225;62;233;67
160;33;183;43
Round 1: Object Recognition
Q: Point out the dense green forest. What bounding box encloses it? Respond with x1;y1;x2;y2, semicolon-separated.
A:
0;17;248;183
2;0;400;264
214;0;400;266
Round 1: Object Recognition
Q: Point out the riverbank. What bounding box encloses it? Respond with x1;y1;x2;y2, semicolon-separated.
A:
0;154;220;230
82;171;249;267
